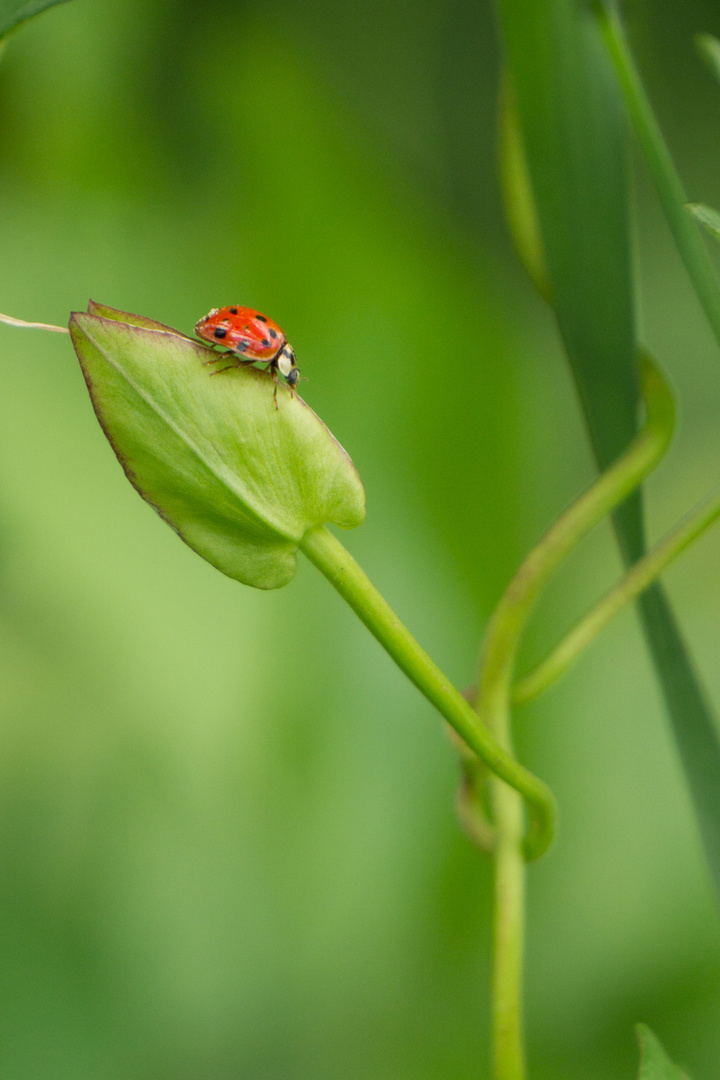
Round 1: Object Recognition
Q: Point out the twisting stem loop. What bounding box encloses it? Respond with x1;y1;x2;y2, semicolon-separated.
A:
472;353;674;1080
477;354;674;728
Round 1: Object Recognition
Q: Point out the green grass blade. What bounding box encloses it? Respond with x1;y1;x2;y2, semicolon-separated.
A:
636;1024;690;1080
638;587;720;885
695;32;720;86
597;5;720;356
497;0;720;897
686;202;720;243
498;0;637;477
0;0;70;39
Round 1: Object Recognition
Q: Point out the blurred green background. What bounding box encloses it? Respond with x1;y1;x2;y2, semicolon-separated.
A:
0;0;719;1076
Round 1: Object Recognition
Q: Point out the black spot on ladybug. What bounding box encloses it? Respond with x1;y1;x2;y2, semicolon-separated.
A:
261;338;270;347
229;307;238;315
214;327;227;340
269;328;278;339
256;314;268;322
238;341;248;352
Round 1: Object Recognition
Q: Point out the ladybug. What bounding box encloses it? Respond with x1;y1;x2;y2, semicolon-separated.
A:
195;305;300;408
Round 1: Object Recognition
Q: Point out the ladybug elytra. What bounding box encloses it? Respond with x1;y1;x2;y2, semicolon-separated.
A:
195;305;300;408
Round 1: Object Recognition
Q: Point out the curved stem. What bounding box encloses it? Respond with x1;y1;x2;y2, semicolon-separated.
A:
455;773;496;854
499;70;552;304
514;485;720;704
476;354;673;715
473;354;673;1079
300;524;556;860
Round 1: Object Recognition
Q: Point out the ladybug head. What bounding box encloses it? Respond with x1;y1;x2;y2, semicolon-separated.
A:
275;341;297;379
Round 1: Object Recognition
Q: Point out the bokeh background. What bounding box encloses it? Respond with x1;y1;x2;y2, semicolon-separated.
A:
0;0;719;1076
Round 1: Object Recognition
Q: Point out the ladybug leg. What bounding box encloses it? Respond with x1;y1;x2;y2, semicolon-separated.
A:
203;349;234;367
208;354;257;376
210;360;257;376
210;362;239;376
263;360;280;409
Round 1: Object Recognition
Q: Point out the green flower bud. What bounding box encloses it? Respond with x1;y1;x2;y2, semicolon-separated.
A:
70;302;365;589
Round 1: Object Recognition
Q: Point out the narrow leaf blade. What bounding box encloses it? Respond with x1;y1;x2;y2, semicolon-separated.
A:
696;33;720;86
636;1025;690;1080
498;0;638;478
498;0;720;897
0;0;70;39
686;202;720;243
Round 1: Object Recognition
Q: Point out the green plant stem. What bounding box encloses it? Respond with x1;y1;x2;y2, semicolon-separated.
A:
476;355;672;714
514;485;720;705
455;771;496;854
498;71;552;305
486;690;526;1080
472;354;672;1079
598;3;720;349
300;523;556;860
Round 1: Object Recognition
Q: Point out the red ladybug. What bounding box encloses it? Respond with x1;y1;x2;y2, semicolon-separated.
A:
195;305;300;407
